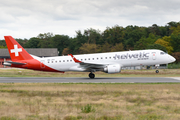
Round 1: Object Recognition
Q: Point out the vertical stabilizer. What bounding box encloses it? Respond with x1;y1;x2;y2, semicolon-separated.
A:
4;36;33;61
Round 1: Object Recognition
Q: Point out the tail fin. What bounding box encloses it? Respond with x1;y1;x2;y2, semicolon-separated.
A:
4;36;33;61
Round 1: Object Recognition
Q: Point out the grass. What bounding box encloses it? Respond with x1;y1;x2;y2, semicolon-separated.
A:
1;68;180;77
0;69;180;119
0;83;180;119
81;104;96;113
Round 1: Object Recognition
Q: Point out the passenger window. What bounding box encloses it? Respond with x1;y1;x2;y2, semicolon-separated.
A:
88;58;90;60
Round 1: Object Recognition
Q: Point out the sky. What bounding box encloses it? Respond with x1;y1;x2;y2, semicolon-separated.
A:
0;0;180;39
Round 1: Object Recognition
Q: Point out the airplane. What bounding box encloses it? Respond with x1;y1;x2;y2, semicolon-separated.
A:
3;36;176;78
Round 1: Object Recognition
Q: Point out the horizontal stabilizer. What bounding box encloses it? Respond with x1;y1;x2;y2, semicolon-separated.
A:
3;61;26;66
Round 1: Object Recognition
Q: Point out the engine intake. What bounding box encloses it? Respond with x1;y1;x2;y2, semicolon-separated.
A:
104;64;121;74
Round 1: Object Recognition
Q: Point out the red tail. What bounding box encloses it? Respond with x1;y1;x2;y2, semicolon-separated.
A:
4;36;33;61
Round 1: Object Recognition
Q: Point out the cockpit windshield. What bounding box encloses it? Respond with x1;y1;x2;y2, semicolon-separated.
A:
160;52;167;55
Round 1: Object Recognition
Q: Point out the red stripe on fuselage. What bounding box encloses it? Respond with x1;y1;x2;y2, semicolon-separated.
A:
11;59;64;73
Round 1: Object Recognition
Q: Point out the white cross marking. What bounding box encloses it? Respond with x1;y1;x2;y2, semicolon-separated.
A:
10;45;22;56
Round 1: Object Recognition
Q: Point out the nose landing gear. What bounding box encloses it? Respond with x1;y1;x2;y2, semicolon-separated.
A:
155;70;159;73
155;64;160;74
89;72;95;79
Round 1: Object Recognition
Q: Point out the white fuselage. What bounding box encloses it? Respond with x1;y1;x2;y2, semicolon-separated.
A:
35;49;175;72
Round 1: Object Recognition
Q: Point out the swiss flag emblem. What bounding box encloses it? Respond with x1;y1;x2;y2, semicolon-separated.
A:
10;45;22;57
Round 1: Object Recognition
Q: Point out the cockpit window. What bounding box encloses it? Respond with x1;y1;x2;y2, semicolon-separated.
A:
160;52;166;55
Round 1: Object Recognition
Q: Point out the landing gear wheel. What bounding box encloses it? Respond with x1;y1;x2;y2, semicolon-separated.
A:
155;70;159;73
89;73;95;79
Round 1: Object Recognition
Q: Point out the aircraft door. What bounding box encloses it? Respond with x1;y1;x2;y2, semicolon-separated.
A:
40;60;45;68
152;52;156;60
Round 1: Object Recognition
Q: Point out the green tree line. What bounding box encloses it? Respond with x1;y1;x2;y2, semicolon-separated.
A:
1;21;180;62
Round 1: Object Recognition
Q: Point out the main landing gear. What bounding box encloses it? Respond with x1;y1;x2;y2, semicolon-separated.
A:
89;72;95;79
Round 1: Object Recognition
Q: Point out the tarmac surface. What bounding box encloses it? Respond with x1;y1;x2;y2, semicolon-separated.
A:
0;77;180;83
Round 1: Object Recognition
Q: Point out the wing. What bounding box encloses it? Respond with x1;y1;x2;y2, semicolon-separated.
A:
69;54;107;72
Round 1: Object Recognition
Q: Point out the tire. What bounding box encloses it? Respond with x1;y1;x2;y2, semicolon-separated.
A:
89;73;95;79
155;70;159;73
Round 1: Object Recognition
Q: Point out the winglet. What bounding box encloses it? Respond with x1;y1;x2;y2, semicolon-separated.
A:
68;54;82;63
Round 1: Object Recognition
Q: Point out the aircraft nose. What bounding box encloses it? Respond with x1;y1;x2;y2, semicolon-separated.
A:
169;55;176;62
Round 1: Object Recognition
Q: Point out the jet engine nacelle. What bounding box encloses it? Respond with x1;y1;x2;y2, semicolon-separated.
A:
104;64;121;74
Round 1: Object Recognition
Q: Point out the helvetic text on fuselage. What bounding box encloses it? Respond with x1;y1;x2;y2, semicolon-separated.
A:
114;52;149;60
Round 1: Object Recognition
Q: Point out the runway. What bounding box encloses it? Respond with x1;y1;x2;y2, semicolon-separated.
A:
0;77;180;83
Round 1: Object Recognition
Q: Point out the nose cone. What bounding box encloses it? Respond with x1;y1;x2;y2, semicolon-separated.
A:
169;55;176;62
